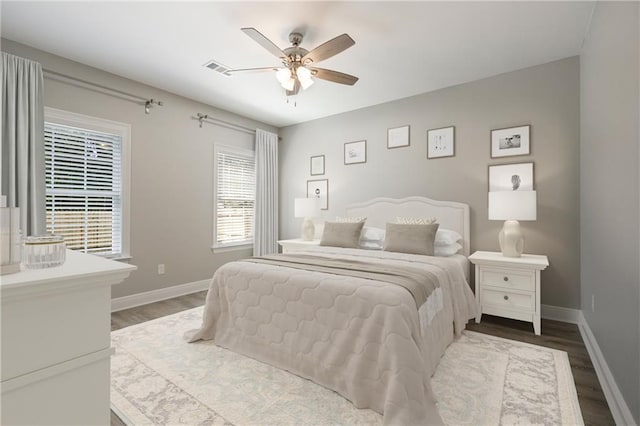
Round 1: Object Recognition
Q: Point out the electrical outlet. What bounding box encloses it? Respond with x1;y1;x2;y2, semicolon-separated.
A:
158;264;165;275
591;294;595;312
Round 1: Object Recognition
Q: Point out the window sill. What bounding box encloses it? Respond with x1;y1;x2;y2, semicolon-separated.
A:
210;244;253;254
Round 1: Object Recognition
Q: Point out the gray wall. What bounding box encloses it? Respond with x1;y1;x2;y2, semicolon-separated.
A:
1;39;278;299
580;2;640;422
280;57;580;309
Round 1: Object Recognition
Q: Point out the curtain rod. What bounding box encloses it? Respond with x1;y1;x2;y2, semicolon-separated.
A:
194;114;256;136
43;69;154;105
42;69;275;138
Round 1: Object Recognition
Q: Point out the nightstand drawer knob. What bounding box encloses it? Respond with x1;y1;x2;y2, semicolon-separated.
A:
503;276;509;282
503;295;509;300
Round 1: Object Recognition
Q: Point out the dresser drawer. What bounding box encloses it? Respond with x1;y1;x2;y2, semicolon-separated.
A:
480;268;535;292
481;288;534;311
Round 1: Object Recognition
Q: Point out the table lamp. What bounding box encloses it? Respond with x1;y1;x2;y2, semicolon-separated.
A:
294;198;320;241
488;191;537;257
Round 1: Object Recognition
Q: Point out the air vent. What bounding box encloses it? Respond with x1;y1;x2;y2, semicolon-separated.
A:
204;60;232;77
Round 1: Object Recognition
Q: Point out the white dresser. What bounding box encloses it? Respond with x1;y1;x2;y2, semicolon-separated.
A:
277;238;321;253
469;250;549;335
1;250;136;425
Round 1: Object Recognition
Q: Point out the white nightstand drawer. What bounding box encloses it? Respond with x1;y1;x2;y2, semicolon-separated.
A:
481;269;534;292
481;288;534;311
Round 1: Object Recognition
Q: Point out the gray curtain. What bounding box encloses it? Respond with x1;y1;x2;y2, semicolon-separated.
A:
1;52;45;236
253;128;278;255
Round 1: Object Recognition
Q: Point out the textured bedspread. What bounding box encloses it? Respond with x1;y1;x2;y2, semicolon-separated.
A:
186;247;477;425
245;254;442;308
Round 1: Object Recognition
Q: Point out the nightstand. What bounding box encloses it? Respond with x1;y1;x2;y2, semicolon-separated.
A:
469;251;549;335
277;238;321;253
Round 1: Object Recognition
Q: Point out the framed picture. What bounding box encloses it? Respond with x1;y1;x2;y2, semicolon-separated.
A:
307;179;328;210
491;125;531;158
427;126;455;158
387;125;410;149
310;155;325;176
344;140;366;165
488;162;534;192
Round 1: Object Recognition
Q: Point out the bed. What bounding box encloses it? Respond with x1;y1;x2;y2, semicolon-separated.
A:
187;196;477;425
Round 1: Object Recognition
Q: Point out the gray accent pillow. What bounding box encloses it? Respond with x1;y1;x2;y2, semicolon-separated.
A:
320;221;366;248
383;223;440;256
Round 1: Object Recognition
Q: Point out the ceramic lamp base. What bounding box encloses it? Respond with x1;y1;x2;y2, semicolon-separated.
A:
499;220;524;257
301;218;315;241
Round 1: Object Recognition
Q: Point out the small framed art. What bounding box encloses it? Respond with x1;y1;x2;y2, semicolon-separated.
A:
307;179;328;210
491;125;531;158
488;162;534;192
344;140;366;165
427;126;455;159
310;155;325;176
387;125;410;149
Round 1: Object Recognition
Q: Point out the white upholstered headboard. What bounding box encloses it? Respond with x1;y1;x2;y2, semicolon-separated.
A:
345;196;471;257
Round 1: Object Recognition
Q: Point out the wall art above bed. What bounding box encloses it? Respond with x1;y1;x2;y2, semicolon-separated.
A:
310;155;325;176
387;125;410;149
307;179;328;209
427;126;455;159
344;140;367;165
490;125;531;158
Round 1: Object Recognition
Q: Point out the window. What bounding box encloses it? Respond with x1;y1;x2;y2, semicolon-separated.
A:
213;144;255;250
44;107;130;258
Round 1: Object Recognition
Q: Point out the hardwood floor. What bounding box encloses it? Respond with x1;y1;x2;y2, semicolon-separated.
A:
110;293;614;426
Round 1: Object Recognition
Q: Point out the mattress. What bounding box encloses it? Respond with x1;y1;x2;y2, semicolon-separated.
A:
187;246;477;425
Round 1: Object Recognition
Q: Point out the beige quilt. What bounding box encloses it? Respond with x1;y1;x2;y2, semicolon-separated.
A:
186;247;477;425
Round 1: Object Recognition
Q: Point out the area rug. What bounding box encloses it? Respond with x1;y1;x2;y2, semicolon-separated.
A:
111;306;584;425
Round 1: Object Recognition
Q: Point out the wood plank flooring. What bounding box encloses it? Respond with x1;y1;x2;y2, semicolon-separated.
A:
111;292;614;426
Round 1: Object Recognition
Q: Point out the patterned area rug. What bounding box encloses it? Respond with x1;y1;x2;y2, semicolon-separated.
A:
111;306;583;425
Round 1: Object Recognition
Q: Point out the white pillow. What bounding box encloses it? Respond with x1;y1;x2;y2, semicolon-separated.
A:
335;216;367;223
360;226;385;242
360;240;383;250
435;228;462;247
434;243;462;257
396;216;437;225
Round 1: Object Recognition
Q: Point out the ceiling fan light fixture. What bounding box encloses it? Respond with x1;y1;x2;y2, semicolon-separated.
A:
276;68;292;85
282;78;295;91
296;66;314;90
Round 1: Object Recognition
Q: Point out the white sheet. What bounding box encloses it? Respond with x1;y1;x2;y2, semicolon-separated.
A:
449;253;470;282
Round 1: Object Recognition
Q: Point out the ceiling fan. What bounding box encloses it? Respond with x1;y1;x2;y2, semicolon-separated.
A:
228;27;359;96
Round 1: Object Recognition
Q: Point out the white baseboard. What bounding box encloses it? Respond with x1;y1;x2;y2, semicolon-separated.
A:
578;311;637;426
111;279;210;312
541;304;581;324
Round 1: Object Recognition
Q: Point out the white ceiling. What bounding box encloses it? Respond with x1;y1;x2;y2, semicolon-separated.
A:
1;1;594;128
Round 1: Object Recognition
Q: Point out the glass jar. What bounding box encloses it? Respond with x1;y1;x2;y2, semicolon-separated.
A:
22;235;66;269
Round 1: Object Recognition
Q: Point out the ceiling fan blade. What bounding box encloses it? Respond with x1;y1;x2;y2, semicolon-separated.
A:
241;27;287;60
286;79;301;96
310;67;359;86
227;67;280;74
301;34;355;64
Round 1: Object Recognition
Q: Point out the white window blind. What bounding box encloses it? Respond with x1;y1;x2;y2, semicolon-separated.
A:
214;146;255;248
45;121;123;257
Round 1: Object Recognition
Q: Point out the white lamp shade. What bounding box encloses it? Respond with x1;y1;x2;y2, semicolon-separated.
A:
488;191;537;221
294;198;320;218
